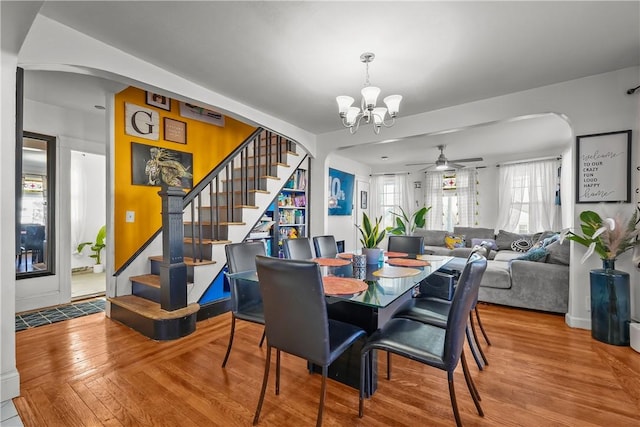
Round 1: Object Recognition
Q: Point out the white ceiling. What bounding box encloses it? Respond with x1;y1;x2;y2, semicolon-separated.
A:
22;1;640;171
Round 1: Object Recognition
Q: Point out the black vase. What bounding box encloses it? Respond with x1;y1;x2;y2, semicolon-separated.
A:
590;259;630;346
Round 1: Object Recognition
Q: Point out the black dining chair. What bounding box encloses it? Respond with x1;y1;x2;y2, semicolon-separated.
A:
387;235;424;255
359;254;487;427
394;244;491;371
282;237;314;260
222;241;267;368
312;235;339;258
253;255;366;427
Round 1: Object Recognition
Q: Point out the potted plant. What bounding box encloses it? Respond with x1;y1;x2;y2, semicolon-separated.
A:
356;212;386;264
386;206;431;235
560;208;639;345
77;225;107;273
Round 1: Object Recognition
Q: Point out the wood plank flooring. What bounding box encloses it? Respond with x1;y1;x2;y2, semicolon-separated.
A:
13;303;640;426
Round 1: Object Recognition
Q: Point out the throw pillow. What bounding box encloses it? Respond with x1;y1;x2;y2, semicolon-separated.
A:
511;238;532;252
546;240;570;265
444;235;466;249
496;230;524;250
515;247;548;262
471;238;498;251
453;227;495;248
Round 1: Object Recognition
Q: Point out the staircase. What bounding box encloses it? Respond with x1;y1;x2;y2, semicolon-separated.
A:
109;128;306;340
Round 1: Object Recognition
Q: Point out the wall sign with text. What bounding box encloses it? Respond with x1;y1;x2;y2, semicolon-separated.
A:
328;168;354;216
576;130;631;203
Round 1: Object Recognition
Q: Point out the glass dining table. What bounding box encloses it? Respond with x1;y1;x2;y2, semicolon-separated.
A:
228;253;455;394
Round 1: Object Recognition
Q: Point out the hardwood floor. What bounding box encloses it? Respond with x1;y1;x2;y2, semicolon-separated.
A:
13;303;640;426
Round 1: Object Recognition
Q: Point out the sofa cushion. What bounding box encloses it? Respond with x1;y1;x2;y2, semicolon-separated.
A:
471;237;498;250
495;229;525;250
546;240;570;265
444;235;466;249
493;250;521;262
414;229;447;246
480;260;512;289
454;227;495;248
423;245;453;256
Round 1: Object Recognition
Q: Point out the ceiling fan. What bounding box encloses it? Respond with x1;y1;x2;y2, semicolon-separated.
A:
406;145;483;171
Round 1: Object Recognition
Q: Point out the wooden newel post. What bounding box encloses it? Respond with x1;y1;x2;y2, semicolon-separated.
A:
158;185;187;311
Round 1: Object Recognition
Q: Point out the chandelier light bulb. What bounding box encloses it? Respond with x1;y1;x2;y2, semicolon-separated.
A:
336;96;355;116
372;107;387;125
345;107;360;126
361;86;381;110
383;95;402;117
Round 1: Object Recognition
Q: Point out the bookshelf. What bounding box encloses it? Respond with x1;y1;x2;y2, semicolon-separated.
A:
273;168;307;257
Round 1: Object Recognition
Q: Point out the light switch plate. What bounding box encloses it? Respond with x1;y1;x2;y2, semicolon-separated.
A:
126;211;135;223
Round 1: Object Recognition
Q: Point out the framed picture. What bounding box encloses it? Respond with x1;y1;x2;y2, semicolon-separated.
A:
328;168;354;216
146;91;171;111
131;142;193;188
360;191;368;209
576;130;631;203
163;118;187;144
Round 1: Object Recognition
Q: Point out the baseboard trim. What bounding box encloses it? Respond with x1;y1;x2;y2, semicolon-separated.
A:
1;369;20;401
565;313;590;330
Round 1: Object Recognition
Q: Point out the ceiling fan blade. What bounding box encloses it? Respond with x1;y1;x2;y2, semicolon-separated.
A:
405;161;434;167
449;157;483;163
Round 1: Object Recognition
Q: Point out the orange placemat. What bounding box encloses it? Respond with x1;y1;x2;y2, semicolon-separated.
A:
387;258;430;267
384;251;409;258
372;266;421;278
314;258;351;267
337;253;353;259
322;276;368;295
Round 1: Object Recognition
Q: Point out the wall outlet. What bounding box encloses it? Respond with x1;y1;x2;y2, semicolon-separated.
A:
126;211;135;223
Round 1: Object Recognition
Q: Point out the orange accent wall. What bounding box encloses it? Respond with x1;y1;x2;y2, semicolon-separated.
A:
114;87;255;270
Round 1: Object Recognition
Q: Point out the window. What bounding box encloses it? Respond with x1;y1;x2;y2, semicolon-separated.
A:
425;169;477;231
496;159;560;233
370;174;411;229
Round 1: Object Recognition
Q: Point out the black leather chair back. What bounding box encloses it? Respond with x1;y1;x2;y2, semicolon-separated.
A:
282;237;314;260
255;255;330;366
387;235;425;255
313;235;339;258
443;254;487;369
225;241;266;313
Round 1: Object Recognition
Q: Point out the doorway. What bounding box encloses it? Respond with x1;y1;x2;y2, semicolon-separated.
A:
70;150;106;300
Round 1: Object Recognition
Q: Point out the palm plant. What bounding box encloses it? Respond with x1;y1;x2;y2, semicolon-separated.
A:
77;225;107;265
386;206;431;235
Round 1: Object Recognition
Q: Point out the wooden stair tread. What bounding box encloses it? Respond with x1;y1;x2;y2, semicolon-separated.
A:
223;175;280;181
183;221;246;226
108;295;199;320
148;256;216;266
189;206;256;213
130;274;161;288
183;238;231;245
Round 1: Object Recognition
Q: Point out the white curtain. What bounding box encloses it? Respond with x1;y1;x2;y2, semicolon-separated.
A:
456;168;478;227
496;159;561;232
369;174;412;228
424;171;445;230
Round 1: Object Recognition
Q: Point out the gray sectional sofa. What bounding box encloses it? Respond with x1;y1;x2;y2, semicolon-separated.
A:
413;226;569;313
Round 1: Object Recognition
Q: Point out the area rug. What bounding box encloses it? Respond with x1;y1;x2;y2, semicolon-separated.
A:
15;297;105;331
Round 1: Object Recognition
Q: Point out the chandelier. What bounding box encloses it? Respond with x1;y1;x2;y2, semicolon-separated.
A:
336;52;402;134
